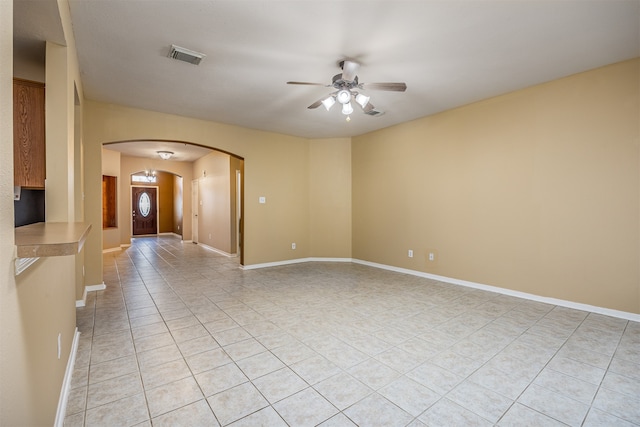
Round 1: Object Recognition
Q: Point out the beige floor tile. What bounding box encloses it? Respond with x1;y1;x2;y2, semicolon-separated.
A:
591;387;640;425
195;363;248;397
145;376;204;418
289;354;341;385
343;393;413;427
582;408;638;427
533;368;599;404
84;392;149;427
447;381;513;424
67;238;639;426
497;403;567;427
251;367;308;404
378;376;439;416
314;373;373;411
133;331;176;353
185;347;232;374
347;358;400;390
227;406;288;427
140;358;192;389
170;323;209;343
177;334;220;357
151;400;219;427
236;350;286;380
518;384;589;427
317;413;358;427
419;398;492;427
406;362;463;395
273;387;338;426
137;343;182;370
223;338;267;361
86;372;144;409
207;382;268;425
89;355;138;384
65;386;87;416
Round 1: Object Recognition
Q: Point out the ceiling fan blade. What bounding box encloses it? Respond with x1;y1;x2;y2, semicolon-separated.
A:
307;98;324;109
287;81;327;86
363;102;375;113
360;82;407;92
341;60;360;82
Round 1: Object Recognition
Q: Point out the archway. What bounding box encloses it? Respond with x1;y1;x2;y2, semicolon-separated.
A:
101;140;245;265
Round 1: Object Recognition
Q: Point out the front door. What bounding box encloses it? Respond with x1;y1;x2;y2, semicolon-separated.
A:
132;187;157;235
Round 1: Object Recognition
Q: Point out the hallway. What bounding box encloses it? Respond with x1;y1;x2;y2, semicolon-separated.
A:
65;236;640;426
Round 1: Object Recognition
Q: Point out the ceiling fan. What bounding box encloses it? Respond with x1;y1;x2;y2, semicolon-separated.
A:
287;60;407;119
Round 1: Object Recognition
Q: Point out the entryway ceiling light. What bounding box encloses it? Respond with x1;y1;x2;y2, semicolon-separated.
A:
157;151;174;160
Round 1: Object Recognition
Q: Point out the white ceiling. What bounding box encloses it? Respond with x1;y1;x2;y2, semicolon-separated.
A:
15;0;640;145
103;140;215;162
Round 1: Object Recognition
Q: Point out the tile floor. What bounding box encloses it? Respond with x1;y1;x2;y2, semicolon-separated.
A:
65;236;640;426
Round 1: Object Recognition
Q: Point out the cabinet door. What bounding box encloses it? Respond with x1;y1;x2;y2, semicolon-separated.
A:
14;79;45;188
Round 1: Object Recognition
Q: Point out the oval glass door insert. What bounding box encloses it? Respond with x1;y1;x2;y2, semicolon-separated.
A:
139;192;151;217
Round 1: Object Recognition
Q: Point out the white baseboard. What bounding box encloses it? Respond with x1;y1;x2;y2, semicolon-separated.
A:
54;328;80;427
198;243;237;258
102;247;121;254
243;257;640;322
242;257;352;270
351;259;640;322
75;283;107;308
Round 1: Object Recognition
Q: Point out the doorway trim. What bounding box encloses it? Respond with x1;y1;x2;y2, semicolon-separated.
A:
191;179;199;243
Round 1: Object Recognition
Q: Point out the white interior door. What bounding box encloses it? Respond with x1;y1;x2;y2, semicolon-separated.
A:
236;170;242;256
191;179;199;243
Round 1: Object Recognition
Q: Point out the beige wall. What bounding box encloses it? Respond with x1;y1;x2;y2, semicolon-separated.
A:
12;256;77;425
230;156;243;254
352;59;640;314
173;174;184;237
0;1;18;423
102;148;121;249
309;138;352;258
84;101;315;267
157;171;175;233
2;0;86;424
193;151;233;253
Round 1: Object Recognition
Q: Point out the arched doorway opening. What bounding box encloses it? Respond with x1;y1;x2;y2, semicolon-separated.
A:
101;140;245;265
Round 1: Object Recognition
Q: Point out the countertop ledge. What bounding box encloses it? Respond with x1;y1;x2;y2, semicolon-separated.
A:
15;222;92;258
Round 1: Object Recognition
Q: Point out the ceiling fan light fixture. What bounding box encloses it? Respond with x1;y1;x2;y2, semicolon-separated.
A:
321;96;336;111
336;89;351;104
355;93;370;109
157;151;174;160
342;102;354;115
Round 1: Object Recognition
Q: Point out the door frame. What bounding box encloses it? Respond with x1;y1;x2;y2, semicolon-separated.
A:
236;168;244;265
131;185;159;236
191;179;199;243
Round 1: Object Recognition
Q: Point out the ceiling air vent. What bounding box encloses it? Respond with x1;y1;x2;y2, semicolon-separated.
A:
364;109;385;117
168;45;206;65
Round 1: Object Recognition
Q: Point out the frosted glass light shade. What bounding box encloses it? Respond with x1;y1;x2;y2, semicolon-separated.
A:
342;102;354;115
321;96;336;111
355;93;370;108
336;90;351;104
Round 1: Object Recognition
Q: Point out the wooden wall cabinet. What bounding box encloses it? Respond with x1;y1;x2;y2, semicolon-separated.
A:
13;78;45;189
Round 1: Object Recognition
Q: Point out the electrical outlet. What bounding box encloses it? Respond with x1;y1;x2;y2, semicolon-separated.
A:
428;252;435;261
408;249;413;258
291;243;296;250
